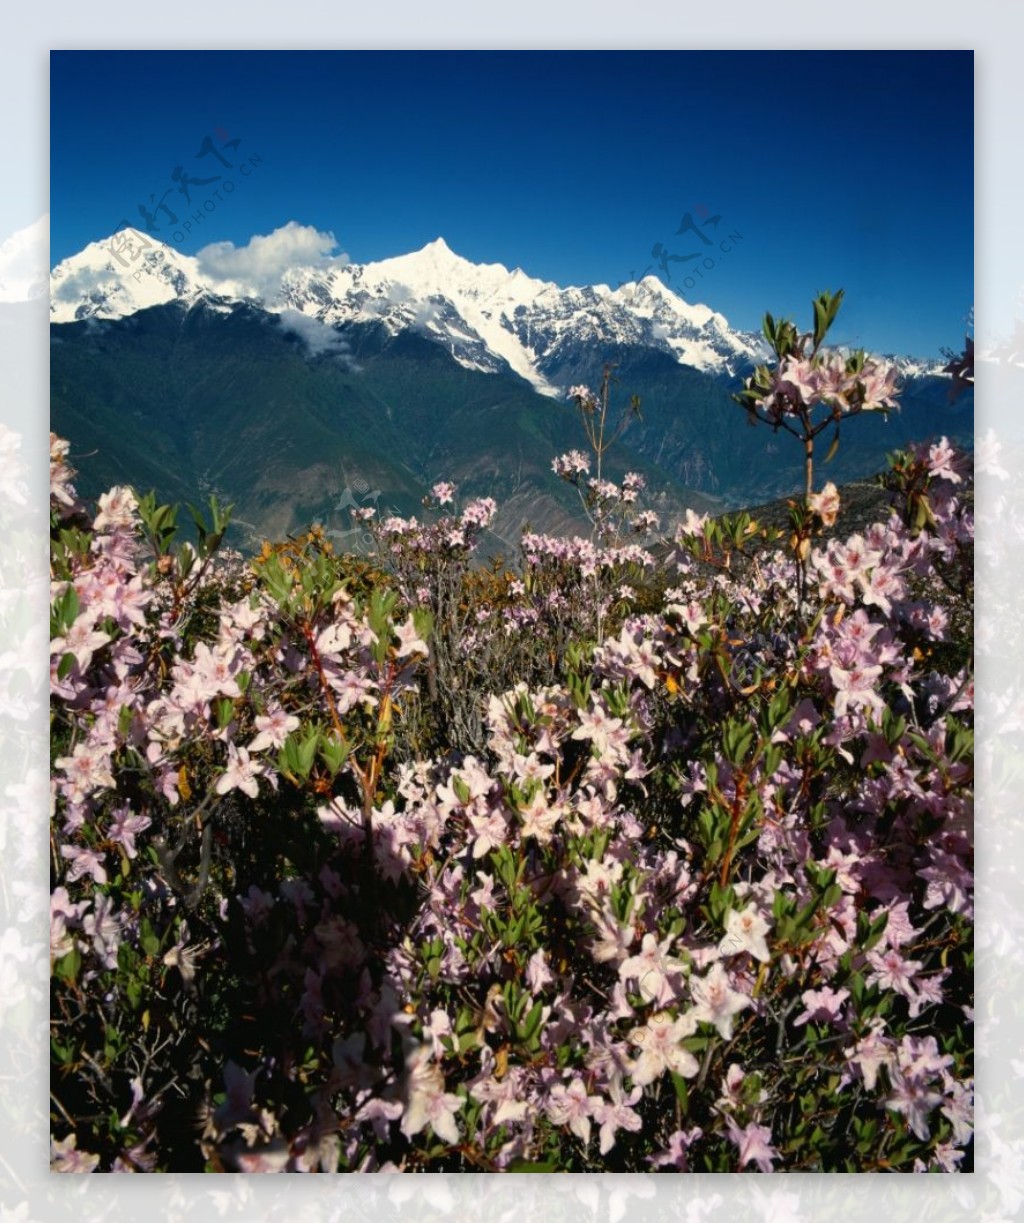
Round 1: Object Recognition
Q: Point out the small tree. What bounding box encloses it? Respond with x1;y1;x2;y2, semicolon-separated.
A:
732;290;900;501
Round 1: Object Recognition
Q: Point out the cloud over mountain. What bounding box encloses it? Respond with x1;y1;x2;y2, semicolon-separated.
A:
275;308;354;362
195;222;350;303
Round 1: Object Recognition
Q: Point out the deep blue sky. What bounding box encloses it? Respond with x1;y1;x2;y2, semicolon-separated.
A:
50;50;973;357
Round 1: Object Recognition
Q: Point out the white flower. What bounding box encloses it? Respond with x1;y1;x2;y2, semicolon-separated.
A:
718;903;772;964
216;744;261;799
689;962;751;1041
400;1047;464;1145
628;1010;700;1086
546;1078;599;1144
619;932;685;1006
248;705;300;753
393;614;429;659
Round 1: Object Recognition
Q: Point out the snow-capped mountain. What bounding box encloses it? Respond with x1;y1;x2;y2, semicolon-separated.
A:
50;228;971;552
49;233;770;394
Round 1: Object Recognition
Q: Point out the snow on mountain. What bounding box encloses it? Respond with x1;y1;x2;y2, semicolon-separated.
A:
49;235;210;320
48;229;798;392
884;354;951;379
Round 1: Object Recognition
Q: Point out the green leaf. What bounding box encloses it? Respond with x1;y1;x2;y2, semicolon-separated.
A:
282;725;320;779
54;948;81;983
259;554;294;604
813;299;828;350
520;999;545;1043
140;919;160;959
411;607;434;644
319;732;349;775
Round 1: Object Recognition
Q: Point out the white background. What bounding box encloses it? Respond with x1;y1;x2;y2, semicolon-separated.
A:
6;5;1018;1219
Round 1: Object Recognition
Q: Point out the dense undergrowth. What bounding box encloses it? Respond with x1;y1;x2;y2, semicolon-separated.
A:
50;297;973;1172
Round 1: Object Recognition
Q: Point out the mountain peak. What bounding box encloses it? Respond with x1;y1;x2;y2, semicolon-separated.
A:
403;236;471;267
49;225;772;381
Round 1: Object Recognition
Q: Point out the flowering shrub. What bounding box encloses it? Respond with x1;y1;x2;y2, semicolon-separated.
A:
734;290;900;500
49;315;972;1174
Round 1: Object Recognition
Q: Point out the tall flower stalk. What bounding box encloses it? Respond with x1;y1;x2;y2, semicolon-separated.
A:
733;290;900;501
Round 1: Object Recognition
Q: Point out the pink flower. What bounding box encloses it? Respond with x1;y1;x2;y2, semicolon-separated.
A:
546;1077;599;1144
628;1011;700;1086
648;1125;704;1170
60;844;108;885
393;614;429;659
83;891;122;969
571;700;626;755
216;743;262;799
675;508;709;539
808;481;840;527
594;1081;643;1154
93;485;139;531
51;887;87;959
356;1095;403;1141
525;948;555;994
829;661;884;718
724;1115;780;1172
518;789;562;843
718;903;772;964
248;705;300;753
689;961;751;1041
51;613;112;674
856;360;901;412
420;1008;454;1059
716;1061;762;1112
51;1132;101;1172
619;932;685;1006
50;433;78;508
793;986;850;1027
552;450;590;478
884;1068;943;1142
844;1019;894;1091
866;947;923;1001
400;1049;464;1145
460;497;497;529
106;805;151;858
467;806;509;858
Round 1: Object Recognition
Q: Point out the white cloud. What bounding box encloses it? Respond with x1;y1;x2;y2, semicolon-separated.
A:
276;308;352;361
0;215;48;302
195;222;349;303
52;264;119;305
413;299;444;327
385;283;443;327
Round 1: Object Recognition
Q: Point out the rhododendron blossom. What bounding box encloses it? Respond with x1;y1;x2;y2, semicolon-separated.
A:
48;325;972;1173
